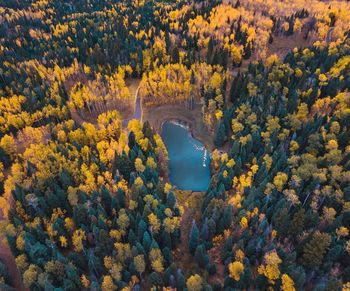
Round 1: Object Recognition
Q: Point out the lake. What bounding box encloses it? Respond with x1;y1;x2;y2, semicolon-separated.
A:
161;121;211;191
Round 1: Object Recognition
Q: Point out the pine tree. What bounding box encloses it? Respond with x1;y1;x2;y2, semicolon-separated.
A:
194;244;210;267
289;208;305;236
114;153;133;180
287;88;298;113
302;232;331;268
176;269;186;290
214;122;226;147
222;205;233;230
189;220;199;254
166;192;176;209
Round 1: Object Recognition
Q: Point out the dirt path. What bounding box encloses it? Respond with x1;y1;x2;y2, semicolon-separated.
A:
0;237;26;290
122;86;141;127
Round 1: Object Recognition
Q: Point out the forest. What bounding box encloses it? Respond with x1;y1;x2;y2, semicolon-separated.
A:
0;0;349;290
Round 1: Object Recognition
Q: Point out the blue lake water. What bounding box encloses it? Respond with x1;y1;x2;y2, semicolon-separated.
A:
161;121;211;191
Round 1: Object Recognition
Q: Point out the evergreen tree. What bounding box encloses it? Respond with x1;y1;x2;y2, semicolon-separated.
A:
189;220;200;254
214;122;226;147
302;232;331;268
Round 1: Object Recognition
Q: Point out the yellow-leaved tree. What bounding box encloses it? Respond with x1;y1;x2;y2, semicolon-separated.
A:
186;274;203;291
257;250;282;285
228;261;244;281
281;274;296;291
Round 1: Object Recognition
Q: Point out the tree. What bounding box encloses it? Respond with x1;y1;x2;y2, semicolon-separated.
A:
150;248;164;273
186;274;203;291
257;250;282;285
189;221;199;254
281;274;296;291
302;232;331;268
228;261;244;281
81;275;90;288
290;208;305;236
221;205;233;229
176;269;186;290
135;158;145;172
166;192;176;209
194;244;210;267
114;153;133;180
0;135;17;158
72;229;86;252
134;255;145;276
101;275;116;291
273;172;288;191
273;207;290;238
214;122;226;147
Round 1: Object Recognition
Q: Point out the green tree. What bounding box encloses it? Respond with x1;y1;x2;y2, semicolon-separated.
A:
302;232;331;268
214;122;226;147
189;221;199;254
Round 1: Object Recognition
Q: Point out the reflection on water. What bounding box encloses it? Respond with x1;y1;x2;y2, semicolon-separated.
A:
161;121;211;191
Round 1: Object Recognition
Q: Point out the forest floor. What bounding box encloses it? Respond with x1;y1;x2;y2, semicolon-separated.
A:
207;239;226;286
234;32;312;71
266;33;312;59
122;79;142;127
70;78;141;127
143;103;214;151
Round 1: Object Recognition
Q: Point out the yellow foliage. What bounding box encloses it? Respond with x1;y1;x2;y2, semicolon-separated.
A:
148;213;161;233
281;274;296;291
235;249;245;262
146;157;157;169
23;265;38;288
59;236;68;248
336;226;349;239
135;158;145;172
186;274;203;291
273;172;288;191
290;140;299;152
16;233;25;251
226;159;235;168
15;254;28;272
228;261;244;281
258;250;282;285
164;183;172;193
72;229;86;252
240;217;248;229
266;54;280;67
215;110;223;120
102;275;116;291
151;258;164;273
134;177;144;189
81;275;90;288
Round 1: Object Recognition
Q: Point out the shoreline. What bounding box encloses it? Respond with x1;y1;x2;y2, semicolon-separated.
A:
160;118;211;193
143;104;214;152
160;118;210;153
